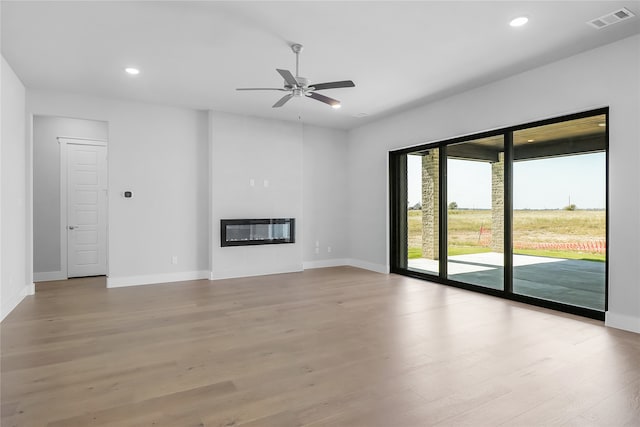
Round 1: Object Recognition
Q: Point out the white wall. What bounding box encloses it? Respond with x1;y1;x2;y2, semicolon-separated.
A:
1;55;32;321
27;96;349;287
209;112;350;279
347;35;640;332
33;116;108;280
27;91;209;287
209;112;304;279
302;125;349;268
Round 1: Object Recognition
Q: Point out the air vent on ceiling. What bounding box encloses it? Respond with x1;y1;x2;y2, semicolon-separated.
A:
587;7;635;29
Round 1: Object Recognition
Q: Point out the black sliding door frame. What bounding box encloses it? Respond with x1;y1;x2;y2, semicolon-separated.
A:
438;146;448;278
504;131;514;295
389;153;408;271
389;108;609;321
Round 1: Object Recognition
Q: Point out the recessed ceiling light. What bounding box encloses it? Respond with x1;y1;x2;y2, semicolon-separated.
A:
332;103;341;109
598;123;606;127
510;16;529;27
125;67;140;75
527;139;535;142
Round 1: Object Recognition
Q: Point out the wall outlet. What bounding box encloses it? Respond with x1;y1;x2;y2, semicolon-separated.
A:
327;246;332;253
171;256;178;265
249;178;255;187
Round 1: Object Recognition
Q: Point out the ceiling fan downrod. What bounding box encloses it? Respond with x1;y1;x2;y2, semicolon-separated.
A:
291;43;303;78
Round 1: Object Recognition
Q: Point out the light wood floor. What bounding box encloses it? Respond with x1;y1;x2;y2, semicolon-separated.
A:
1;267;639;426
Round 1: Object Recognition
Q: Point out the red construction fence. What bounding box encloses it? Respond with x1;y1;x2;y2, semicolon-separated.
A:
513;240;606;253
477;227;606;253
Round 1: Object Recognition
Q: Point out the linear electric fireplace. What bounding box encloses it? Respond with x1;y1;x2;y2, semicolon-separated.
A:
221;218;295;247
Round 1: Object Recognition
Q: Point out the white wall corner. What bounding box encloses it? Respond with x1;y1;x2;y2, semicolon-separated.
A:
302;259;350;270
107;270;209;288
346;259;390;274
1;283;33;322
605;311;640;334
34;271;66;282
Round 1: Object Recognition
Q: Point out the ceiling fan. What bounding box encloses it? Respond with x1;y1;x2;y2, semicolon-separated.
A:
236;43;355;109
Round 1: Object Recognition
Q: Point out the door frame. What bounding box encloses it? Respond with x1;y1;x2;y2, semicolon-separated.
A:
58;137;108;279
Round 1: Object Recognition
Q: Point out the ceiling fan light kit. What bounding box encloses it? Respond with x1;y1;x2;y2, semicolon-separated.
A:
236;43;355;109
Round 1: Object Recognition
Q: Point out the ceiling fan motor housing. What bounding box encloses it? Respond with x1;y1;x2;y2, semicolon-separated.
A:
285;76;310;91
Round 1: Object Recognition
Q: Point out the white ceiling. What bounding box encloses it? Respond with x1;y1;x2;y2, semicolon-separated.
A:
2;1;639;130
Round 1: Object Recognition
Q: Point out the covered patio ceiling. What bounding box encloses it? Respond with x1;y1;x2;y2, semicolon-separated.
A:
422;114;607;162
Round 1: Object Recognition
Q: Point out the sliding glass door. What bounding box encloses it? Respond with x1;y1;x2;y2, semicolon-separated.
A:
512;114;607;311
446;136;504;290
405;150;440;275
390;109;608;319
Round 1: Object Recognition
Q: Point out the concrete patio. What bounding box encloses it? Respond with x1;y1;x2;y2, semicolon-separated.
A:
408;252;605;311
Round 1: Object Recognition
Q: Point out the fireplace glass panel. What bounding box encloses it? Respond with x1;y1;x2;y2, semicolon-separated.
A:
221;218;295;246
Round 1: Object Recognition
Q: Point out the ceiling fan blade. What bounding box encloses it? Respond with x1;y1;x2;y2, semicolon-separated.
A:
307;92;340;108
309;80;355;91
236;88;287;91
272;94;294;108
276;69;298;87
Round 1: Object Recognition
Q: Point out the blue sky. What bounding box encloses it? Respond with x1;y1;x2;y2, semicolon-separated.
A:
407;152;606;209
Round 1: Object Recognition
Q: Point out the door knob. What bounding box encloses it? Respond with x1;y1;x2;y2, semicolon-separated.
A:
68;226;77;230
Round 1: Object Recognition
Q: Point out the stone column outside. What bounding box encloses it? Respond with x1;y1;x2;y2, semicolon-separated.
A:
491;152;504;253
421;150;439;260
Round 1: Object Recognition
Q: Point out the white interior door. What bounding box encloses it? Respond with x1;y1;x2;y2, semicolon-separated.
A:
67;143;107;278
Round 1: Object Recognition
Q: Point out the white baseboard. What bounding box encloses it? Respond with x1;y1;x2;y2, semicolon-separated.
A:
303;258;349;270
605;311;640;334
346;258;389;274
107;270;209;289
1;283;34;322
34;271;66;282
210;264;303;280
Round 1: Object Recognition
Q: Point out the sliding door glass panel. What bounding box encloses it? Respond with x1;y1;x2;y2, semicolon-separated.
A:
512;114;606;310
406;150;439;275
446;136;504;290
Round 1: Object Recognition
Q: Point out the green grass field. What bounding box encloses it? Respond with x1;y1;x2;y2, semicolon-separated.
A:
408;209;606;262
